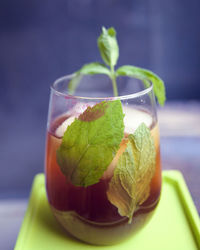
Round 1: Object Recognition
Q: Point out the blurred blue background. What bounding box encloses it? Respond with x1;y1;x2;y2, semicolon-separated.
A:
1;0;200;198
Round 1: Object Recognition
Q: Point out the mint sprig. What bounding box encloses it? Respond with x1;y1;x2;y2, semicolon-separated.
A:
68;26;166;106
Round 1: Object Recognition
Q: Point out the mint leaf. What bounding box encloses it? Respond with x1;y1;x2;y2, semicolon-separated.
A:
79;62;111;75
116;65;166;106
68;63;110;94
57;100;124;187
97;27;119;68
107;123;156;223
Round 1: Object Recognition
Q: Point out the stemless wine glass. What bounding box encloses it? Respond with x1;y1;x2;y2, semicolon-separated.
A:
45;74;161;245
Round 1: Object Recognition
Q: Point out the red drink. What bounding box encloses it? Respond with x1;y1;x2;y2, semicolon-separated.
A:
45;109;161;245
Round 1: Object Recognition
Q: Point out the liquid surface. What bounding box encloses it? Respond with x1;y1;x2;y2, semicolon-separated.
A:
45;106;161;245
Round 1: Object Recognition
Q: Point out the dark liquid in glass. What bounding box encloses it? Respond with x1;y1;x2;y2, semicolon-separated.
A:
45;114;161;245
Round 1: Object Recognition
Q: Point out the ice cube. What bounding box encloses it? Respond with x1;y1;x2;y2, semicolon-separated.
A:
66;102;95;117
123;106;153;134
55;102;95;138
55;116;76;138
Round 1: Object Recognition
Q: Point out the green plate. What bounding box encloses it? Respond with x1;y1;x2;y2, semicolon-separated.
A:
15;171;200;250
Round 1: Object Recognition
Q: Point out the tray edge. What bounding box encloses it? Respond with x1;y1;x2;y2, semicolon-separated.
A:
14;173;45;250
163;170;200;247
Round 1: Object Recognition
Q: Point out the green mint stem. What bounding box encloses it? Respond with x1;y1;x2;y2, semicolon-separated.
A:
110;67;118;96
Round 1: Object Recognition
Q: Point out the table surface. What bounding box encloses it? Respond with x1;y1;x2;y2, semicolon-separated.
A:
1;101;200;250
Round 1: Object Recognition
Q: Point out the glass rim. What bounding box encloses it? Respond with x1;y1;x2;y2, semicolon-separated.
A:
51;73;153;101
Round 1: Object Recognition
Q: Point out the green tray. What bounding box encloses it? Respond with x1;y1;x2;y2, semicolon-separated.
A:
15;171;200;250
